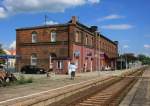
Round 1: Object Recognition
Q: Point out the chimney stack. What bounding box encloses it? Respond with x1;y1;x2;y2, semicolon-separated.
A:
72;16;77;24
91;26;98;32
114;41;119;45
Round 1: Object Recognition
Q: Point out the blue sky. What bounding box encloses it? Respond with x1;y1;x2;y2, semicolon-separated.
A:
0;0;150;56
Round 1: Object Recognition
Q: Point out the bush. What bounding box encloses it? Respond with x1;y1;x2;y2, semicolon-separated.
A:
17;75;33;85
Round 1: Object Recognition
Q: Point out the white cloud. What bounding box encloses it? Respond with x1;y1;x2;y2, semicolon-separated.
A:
0;7;7;18
88;0;100;4
9;41;16;49
144;44;150;49
1;0;100;17
123;45;129;49
98;14;124;21
101;24;134;30
45;20;58;25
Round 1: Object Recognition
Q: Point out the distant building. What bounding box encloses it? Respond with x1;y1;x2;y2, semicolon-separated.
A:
16;16;118;74
4;49;16;68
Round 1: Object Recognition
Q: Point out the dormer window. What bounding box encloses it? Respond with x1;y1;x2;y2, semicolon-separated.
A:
32;32;37;43
51;31;57;42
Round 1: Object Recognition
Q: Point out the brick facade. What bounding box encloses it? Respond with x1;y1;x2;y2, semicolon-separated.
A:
16;16;118;74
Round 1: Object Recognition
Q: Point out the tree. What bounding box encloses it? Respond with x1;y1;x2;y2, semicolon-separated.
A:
137;54;150;65
0;44;6;65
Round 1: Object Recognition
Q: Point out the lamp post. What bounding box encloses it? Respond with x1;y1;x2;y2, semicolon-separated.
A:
121;45;128;70
98;33;101;74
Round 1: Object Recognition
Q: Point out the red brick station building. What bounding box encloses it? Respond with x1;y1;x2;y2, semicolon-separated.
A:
16;16;118;74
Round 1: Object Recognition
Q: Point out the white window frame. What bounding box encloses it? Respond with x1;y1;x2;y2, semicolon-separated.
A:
31;54;37;66
51;31;57;42
57;61;63;69
75;32;79;42
49;55;53;69
32;32;37;43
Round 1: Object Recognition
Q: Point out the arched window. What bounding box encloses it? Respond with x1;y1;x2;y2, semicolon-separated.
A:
85;35;88;45
49;53;56;69
31;54;37;66
32;32;37;43
51;31;57;42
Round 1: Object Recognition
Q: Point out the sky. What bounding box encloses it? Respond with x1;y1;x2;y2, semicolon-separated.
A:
0;0;150;56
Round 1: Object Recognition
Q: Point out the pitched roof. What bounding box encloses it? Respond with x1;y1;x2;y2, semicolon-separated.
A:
4;50;16;55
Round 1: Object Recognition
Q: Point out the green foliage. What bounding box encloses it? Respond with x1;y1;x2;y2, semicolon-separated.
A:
17;75;33;84
0;49;6;55
0;48;6;65
0;58;5;64
137;54;150;65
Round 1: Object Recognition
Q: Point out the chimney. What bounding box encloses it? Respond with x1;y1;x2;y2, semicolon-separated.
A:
114;41;119;45
72;16;77;24
91;26;98;32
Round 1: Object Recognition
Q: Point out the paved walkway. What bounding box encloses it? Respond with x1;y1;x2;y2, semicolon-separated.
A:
0;69;132;102
120;67;150;106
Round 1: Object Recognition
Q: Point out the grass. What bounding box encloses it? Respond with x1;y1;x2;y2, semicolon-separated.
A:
16;75;33;84
0;75;34;87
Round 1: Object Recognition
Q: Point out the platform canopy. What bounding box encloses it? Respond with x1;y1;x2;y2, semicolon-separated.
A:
0;54;18;59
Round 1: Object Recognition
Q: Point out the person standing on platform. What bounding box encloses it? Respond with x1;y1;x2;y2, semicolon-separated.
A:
68;62;77;80
71;62;77;80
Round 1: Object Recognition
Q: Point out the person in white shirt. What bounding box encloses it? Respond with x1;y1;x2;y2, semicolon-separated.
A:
68;62;77;80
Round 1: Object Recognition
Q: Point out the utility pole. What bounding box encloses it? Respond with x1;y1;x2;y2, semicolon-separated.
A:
126;55;128;69
96;32;100;75
98;32;101;75
45;14;48;25
120;45;123;70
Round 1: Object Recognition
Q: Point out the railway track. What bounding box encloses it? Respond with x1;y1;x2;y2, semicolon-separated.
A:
73;70;144;106
51;68;146;106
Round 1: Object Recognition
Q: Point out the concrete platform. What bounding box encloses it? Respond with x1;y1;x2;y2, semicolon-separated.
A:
120;67;150;106
0;69;135;105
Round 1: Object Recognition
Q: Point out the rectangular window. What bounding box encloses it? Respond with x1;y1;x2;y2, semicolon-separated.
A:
91;37;93;46
75;32;79;42
31;54;37;66
51;32;57;42
85;35;88;45
32;33;37;43
57;61;63;69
